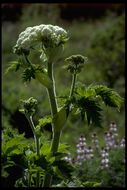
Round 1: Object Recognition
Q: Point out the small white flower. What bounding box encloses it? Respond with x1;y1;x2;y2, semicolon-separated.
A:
106;146;110;151
79;142;83;146
94;139;99;143
76;144;80;148
90;154;94;158
105;158;109;163
101;153;106;157
42;26;52;36
82;149;86;153
101;159;109;164
101;159;105;164
101;150;105;154
105;164;109;168
113;128;117;132
107;133;110;137
77;155;81;160
64;156;68;160
77;149;83;153
105;152;109;157
120;144;125;147
80;155;84;159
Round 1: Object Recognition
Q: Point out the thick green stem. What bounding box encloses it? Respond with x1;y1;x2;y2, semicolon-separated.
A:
43;62;61;187
43;131;62;187
47;88;57;116
70;73;77;97
47;61;60;154
35;136;40;157
51;130;61;153
47;61;58;116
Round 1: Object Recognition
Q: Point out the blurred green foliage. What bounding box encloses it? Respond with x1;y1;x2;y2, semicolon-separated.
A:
2;4;125;154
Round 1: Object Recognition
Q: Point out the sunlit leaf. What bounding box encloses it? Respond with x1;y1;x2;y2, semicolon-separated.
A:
37;116;52;128
5;61;21;74
94;85;123;111
40;142;51;156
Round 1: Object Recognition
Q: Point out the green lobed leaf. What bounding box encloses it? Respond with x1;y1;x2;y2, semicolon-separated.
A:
75;85;96;98
78;97;102;127
40;142;51;156
22;67;35;82
74;84;123;126
37;115;52;129
94;85;123;111
2;134;26;155
58;143;70;154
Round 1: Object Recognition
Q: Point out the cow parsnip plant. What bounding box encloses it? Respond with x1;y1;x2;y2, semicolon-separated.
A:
7;24;123;187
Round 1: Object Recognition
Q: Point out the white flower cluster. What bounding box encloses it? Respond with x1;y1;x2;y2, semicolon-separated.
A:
104;122;119;150
14;24;68;54
76;135;94;165
109;122;118;137
100;147;109;169
104;131;116;150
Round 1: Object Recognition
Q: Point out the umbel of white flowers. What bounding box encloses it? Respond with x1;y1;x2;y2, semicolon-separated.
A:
13;24;69;62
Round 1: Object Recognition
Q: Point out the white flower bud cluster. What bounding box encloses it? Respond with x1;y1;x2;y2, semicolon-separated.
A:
104;122;119;150
76;135;87;165
109;122;118;137
85;146;94;160
104;131;116;150
14;24;68;54
76;135;94;165
100;147;109;169
91;132;99;150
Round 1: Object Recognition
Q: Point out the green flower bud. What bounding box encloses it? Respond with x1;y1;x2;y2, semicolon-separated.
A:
20;97;38;116
65;54;88;74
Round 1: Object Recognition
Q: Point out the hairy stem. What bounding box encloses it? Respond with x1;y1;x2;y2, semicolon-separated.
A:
47;62;58;116
28;115;40;157
43;62;61;187
26;115;40;187
70;73;77;97
47;61;60;154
